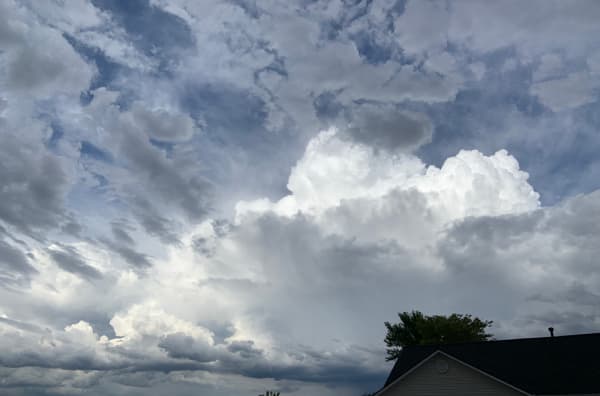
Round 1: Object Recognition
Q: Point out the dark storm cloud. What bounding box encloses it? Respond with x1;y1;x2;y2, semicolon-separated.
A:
345;104;433;152
226;340;263;359
213;345;385;387
156;332;385;388
47;245;102;281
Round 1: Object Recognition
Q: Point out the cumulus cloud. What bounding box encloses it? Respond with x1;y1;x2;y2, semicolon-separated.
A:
237;128;539;222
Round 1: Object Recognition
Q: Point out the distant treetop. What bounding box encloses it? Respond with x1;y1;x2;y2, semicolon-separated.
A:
384;310;493;361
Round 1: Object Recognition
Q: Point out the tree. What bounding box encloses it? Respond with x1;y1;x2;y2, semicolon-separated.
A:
259;391;280;396
384;310;493;361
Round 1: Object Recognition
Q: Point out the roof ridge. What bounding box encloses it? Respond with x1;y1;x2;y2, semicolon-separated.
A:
401;331;600;349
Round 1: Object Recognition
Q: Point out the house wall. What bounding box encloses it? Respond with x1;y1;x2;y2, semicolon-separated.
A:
380;354;524;396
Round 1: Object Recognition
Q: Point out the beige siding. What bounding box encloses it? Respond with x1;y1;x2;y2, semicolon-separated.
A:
380;353;525;396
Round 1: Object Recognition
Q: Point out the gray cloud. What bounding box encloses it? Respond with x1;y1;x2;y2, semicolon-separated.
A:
100;238;152;270
0;135;69;237
118;127;212;222
7;47;65;92
159;333;218;363
0;0;93;97
226;340;263;359
344;105;433;151
47;245;102;281
436;191;600;336
110;222;136;246
0;239;37;287
521;310;600;336
128;197;181;245
130;103;198;143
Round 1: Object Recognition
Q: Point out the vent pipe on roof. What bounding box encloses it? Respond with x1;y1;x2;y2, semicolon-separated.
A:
548;327;554;337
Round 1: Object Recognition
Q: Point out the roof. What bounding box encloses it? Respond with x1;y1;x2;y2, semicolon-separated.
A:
383;332;600;395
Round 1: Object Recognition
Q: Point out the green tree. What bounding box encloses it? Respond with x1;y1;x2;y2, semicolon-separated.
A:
384;310;493;361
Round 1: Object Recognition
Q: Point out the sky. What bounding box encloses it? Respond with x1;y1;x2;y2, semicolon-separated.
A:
1;0;600;395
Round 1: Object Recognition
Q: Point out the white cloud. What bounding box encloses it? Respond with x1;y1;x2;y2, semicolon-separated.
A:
237;128;539;223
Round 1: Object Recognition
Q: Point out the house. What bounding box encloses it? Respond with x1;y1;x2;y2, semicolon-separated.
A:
377;332;600;396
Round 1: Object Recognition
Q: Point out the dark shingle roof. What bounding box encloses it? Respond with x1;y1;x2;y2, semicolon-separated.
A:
383;332;600;394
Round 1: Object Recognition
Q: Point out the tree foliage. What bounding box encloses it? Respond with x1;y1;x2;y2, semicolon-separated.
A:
384;310;493;361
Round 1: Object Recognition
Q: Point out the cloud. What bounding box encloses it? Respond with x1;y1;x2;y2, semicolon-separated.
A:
0;0;94;98
0;133;70;237
110;222;136;246
130;102;198;142
46;244;103;281
237;128;539;221
0;239;37;287
437;190;600;334
100;238;153;271
159;333;219;363
81;89;213;223
0;124;598;395
531;71;600;111
2;1;600;395
344;105;433;152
